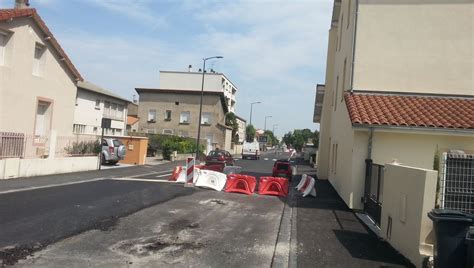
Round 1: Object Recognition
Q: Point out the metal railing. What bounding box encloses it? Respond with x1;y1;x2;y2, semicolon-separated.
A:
0;132;48;159
439;152;474;214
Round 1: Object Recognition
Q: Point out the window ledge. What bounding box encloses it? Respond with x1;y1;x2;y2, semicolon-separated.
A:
147;120;156;123
179;122;190;125
164;118;171;121
201;123;212;126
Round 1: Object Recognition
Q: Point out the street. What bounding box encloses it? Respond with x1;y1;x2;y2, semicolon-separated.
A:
0;151;412;267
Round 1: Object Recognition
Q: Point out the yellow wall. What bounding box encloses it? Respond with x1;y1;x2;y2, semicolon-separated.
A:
381;164;438;267
354;0;473;95
118;136;148;165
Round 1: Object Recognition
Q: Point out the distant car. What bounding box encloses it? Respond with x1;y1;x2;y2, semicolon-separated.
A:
205;150;234;166
242;141;260;160
101;138;126;165
272;159;293;181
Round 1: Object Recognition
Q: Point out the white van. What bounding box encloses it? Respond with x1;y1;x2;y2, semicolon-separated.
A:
242;141;260;160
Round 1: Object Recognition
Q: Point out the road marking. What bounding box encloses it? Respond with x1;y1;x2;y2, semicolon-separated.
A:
272;159;277;161
110;177;176;183
0;169;174;195
0;177;108;195
156;173;172;178
264;158;269;161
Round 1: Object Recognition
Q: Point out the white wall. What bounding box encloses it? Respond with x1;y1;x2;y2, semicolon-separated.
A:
74;89;127;136
381;164;437;267
0;17;77;136
0;156;99;179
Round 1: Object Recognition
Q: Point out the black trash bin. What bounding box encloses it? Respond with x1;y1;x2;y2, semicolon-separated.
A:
428;209;472;268
467;227;474;268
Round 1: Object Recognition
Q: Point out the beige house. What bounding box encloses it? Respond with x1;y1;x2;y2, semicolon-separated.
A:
315;0;474;215
0;7;82;137
74;81;130;136
135;88;232;152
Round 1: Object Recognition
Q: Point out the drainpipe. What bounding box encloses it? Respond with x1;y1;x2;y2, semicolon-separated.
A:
367;127;373;159
349;0;359;93
363;127;374;204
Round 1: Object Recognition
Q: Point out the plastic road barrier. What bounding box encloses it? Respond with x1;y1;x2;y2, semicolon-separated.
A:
169;166;183;181
224;174;256;195
223;166;242;175
186;157;195;185
258;177;289;197
195;169;227;191
295;174;308;190
428;209;473;268
300;176;316;197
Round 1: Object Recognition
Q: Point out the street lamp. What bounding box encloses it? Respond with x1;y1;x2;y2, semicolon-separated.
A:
249;101;261;126
196;56;223;158
264;115;272;131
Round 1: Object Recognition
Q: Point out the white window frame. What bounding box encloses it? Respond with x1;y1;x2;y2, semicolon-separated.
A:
95;99;101;109
201;112;212;125
165;110;172;121
0;33;6;66
148;109;157;122
162;129;173;135
180;111;190;124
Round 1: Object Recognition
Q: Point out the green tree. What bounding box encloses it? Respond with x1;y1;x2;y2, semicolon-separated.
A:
282;129;320;151
225;112;239;143
264;130;279;146
246;124;256;142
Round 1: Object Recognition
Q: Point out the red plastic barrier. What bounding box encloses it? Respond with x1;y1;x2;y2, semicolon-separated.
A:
201;164;224;173
224;174;257;195
169;166;182;181
258;177;289;197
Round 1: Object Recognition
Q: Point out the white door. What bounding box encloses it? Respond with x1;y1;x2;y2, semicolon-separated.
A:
205;134;213;154
35;103;47;136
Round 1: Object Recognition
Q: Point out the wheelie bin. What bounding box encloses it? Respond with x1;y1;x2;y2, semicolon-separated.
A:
428;209;472;268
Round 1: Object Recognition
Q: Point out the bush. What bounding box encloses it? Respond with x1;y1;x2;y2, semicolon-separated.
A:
148;134;205;160
65;140;101;155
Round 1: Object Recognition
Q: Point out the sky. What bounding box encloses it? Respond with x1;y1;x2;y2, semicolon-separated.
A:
2;0;332;137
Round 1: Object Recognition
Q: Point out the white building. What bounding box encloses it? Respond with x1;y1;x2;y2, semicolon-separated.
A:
74;81;130;136
160;69;237;112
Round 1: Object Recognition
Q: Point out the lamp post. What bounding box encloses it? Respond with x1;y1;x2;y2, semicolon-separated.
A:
249;101;261;126
264;115;272;131
196;56;223;158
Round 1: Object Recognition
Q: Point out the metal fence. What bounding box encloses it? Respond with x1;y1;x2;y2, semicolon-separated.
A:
439;152;474;214
0;132;48;159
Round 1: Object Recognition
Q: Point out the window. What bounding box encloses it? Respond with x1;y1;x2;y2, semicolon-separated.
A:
162;129;173;135
334;76;339;111
347;0;351;29
117;104;124;118
341;58;347;102
165;110;172;121
148;109;156;122
180;111;190;124
35;100;52;136
73;124;85;134
104;101;111;115
93;127;98;134
116;129;122;136
202;113;212;125
95;99;101;109
33;43;46;76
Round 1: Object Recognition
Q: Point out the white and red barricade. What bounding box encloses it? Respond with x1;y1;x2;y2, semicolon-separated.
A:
296;174;317;197
185;157;195;186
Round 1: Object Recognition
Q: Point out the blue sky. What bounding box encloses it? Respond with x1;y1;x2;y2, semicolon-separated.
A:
2;0;332;137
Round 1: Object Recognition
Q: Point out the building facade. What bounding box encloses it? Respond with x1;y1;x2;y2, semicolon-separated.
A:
0;7;82;137
74;81;129;136
159;70;237;113
135;88;232;152
315;0;474;211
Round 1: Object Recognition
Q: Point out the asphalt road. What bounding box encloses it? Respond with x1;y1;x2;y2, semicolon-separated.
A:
0;150;286;266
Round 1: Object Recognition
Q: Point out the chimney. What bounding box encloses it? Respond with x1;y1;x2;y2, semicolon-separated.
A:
15;0;30;9
188;65;192;72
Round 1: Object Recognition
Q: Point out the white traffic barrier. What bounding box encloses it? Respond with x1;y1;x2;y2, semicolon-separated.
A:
295;174;308;190
195;169;227;191
223;166;242;175
301;176;317;197
185;157;195;186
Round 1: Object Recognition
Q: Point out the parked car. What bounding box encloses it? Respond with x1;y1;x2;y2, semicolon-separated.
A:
205;150;234;166
242;141;260;160
101;138;126;165
272;159;293;181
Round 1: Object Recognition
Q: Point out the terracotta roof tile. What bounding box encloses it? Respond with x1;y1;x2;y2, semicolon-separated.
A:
0;8;82;81
344;92;474;130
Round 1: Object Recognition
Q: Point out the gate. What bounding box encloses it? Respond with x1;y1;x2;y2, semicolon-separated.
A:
363;159;384;226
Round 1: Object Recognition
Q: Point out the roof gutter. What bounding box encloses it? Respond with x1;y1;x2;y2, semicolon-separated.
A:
349;0;359;93
353;124;474;136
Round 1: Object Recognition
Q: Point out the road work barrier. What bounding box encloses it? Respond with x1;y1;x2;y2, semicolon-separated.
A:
258;177;289;197
195;169;227;191
169;166;183;181
296;174;316;197
185;157;195;186
224;174;256;195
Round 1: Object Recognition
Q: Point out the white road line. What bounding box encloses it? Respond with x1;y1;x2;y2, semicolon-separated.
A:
272;159;277;161
0;177;108;195
0;169;174;195
110;177;176;183
264;158;269;161
156;173;172;178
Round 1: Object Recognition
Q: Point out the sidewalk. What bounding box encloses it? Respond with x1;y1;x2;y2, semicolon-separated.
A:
291;160;413;267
